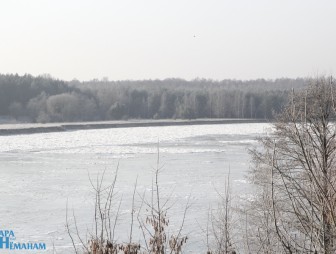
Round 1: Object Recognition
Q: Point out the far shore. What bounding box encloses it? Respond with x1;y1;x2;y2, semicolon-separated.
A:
0;118;268;136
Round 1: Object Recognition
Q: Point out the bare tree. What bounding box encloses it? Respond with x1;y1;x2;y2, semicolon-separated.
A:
248;76;336;253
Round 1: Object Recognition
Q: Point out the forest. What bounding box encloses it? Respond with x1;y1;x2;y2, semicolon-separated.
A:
0;73;308;123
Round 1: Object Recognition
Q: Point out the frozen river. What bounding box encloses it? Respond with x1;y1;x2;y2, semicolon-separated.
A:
0;123;272;253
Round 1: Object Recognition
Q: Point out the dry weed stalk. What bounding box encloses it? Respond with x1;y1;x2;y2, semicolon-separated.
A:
67;146;190;254
206;171;236;254
137;145;190;254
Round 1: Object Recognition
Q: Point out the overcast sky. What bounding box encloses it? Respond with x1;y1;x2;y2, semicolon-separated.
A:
0;0;335;81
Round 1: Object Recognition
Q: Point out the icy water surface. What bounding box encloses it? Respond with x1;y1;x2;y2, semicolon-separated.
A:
0;123;272;253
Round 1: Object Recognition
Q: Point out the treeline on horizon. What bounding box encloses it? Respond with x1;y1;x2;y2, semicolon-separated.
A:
0;73;308;123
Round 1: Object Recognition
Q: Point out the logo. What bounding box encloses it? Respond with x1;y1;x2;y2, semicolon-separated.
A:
0;230;46;251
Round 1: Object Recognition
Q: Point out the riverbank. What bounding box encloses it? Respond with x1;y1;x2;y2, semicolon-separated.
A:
0;118;267;136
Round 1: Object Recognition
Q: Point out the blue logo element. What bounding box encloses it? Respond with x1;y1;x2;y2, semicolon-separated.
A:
0;230;46;251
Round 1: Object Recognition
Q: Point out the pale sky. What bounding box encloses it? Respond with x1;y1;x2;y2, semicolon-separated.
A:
0;0;335;81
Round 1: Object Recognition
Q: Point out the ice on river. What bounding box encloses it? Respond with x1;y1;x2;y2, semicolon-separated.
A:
0;123;272;253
